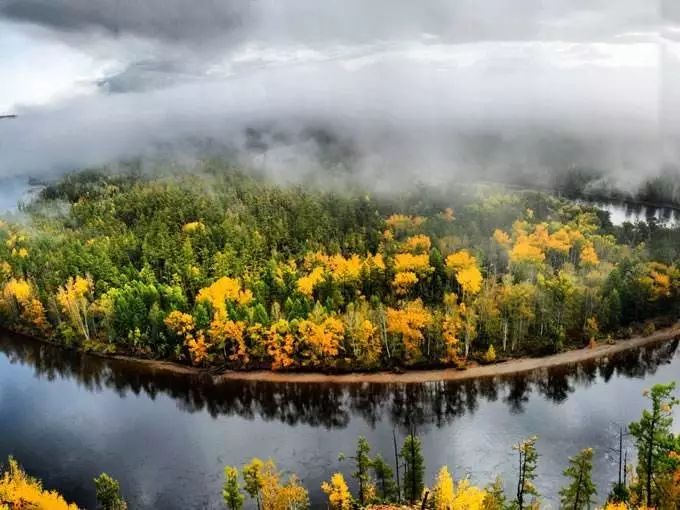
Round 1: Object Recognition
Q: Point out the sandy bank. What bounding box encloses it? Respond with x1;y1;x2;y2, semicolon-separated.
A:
4;324;678;384
84;323;680;384
214;324;680;384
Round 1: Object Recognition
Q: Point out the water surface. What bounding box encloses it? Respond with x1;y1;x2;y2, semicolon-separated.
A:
581;199;680;227
1;333;679;508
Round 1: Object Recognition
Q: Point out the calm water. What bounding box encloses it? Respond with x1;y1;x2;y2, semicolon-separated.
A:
581;199;680;227
0;333;679;509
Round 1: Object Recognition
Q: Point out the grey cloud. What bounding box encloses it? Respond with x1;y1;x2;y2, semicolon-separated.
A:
0;0;244;46
97;60;206;93
0;45;667;189
0;0;659;48
663;1;680;23
0;0;676;195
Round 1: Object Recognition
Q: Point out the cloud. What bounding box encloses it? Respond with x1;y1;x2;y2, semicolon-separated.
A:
0;0;677;191
0;0;659;47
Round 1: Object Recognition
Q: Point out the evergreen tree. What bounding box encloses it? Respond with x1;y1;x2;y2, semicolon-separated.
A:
371;454;398;502
351;436;373;505
93;473;127;510
222;466;244;510
559;448;597;510
482;477;507;510
400;433;425;504
628;382;679;508
513;436;539;510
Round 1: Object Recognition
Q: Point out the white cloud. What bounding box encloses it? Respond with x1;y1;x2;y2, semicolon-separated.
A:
0;21;117;111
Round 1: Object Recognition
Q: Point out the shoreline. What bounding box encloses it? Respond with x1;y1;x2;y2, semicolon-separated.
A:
84;323;680;384
3;323;678;385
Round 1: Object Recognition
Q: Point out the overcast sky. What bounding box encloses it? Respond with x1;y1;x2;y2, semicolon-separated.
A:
0;1;678;188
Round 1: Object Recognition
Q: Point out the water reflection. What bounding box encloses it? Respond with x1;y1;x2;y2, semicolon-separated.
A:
1;332;677;431
583;199;680;226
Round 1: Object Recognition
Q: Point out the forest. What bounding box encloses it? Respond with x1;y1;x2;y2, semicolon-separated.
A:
2;381;678;509
0;164;679;372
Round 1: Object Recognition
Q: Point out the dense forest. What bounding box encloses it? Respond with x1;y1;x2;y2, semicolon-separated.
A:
0;164;679;371
2;381;678;509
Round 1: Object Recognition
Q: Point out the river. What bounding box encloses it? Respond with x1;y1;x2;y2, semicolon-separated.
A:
580;199;680;227
0;332;678;509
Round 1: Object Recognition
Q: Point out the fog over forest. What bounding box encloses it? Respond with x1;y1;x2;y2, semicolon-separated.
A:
1;1;679;192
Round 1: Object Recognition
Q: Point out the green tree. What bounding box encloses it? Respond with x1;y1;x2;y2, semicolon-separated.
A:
400;433;425;504
559;448;596;510
350;436;373;505
223;466;244;510
371;454;398;503
242;458;265;510
482;476;507;510
628;382;679;508
94;473;127;510
513;436;539;510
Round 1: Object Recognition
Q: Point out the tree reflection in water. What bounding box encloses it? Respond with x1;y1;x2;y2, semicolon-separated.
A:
0;332;677;431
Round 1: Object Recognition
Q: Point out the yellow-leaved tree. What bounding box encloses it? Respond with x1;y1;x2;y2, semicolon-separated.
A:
431;466;486;510
56;275;94;341
265;318;297;370
297;315;345;367
441;293;462;363
402;234;432;254
343;301;382;368
386;299;432;362
580;242;599;267
445;251;482;357
195;277;253;366
197;276;253;319
164;311;211;365
0;457;79;510
446;250;483;297
432;466;456;510
321;472;352;510
208;318;249;365
0;278;49;334
258;460;309;510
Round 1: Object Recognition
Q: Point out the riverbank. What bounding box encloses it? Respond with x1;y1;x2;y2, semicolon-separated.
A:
216;324;680;383
54;322;678;384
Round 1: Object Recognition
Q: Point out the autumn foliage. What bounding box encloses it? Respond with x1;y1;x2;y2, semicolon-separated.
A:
0;457;79;510
1;170;679;372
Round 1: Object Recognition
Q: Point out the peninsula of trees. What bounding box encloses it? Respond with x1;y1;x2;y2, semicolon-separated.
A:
1;166;679;372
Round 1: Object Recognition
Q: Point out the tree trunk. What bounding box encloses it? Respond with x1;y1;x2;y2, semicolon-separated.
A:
393;428;401;503
516;449;524;510
420;490;429;510
646;415;656;508
573;466;583;510
503;319;508;352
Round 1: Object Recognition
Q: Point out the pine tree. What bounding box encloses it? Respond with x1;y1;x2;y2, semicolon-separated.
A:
559;448;597;510
513;436;539;510
94;473;127;510
371;454;398;502
400;432;425;504
222;466;244;510
482;477;507;510
351;436;373;505
628;382;679;508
